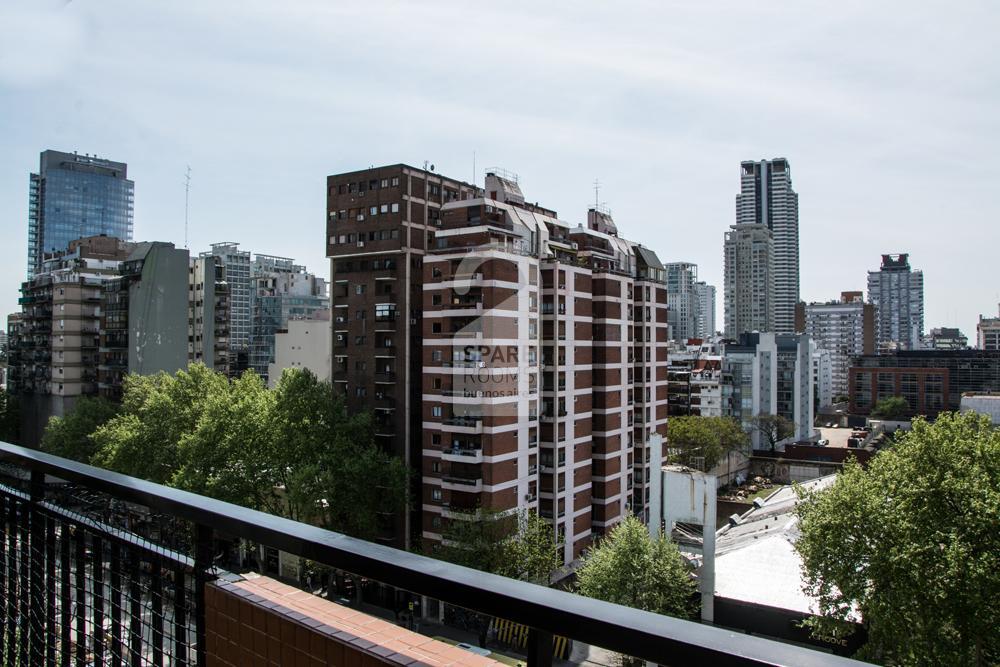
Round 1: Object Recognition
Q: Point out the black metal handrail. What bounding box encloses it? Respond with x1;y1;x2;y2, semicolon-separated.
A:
0;442;866;667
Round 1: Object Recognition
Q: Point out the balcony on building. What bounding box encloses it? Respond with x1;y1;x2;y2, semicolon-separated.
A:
0;442;863;667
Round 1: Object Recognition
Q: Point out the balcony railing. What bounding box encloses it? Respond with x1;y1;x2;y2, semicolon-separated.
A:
0;442;863;667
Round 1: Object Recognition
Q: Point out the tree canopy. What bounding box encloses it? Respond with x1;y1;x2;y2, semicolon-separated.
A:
438;508;560;585
871;396;910;420
795;411;1000;665
576;515;696;619
749;413;794;451
52;364;408;541
40;396;119;463
666;416;747;471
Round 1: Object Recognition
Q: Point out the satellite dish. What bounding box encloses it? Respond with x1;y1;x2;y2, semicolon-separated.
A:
430;164;435;171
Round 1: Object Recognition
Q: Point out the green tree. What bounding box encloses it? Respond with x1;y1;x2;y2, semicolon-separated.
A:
667;416;747;470
40;396;119;462
795;412;1000;665
89;364;409;541
576;515;696;618
871;395;909;420
0;390;20;444
439;508;560;584
749;413;794;451
92;364;229;483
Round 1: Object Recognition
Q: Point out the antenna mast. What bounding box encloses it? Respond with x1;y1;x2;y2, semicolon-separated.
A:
183;166;191;249
593;178;601;209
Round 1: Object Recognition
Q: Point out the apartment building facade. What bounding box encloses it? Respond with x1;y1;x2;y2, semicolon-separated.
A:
722;332;813;449
978;306;1000;351
201;243;252;375
723;223;774;338
867;254;924;352
694;281;716;339
98;242;189;400
8;236;133;445
326;164;480;546
735;159;799;334
249;255;328;383
665;262;698;342
416;172;669;563
803;292;875;398
189;255;231;375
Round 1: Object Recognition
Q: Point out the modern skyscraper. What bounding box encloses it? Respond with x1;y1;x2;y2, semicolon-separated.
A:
665;262;698;342
803;292;875;397
735;159;799;334
27;151;134;279
694;281;716;338
723;223;774;338
867;254;924;352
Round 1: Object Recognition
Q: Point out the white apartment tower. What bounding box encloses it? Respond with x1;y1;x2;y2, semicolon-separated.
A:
735;159;799;335
723;223;774;339
867;254;924;352
694;281;716;338
665;262;698;342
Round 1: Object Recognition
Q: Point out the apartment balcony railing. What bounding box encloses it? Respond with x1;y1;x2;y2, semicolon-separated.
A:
0;442;863;667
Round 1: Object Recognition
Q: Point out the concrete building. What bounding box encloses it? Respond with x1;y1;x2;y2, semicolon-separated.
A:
922;327;968;351
803;292;875;398
735;159;799;334
665;263;699;343
810;341;834;410
723;223;774;338
722;333;813;449
27;151;134;279
268;313;331;388
418;171;670;563
960;394;1000;425
250;255;328;384
977;306;1000;351
867;254;924;352
189;255;230;375
98;242;190;401
667;339;723;418
977;307;1000;351
8;236;133;445
694;281;716;338
849;349;1000;418
201;243;252;375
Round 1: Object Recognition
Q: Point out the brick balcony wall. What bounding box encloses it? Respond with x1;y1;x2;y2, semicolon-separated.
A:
206;575;504;667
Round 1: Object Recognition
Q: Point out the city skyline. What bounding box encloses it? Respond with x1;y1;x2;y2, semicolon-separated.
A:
2;1;999;339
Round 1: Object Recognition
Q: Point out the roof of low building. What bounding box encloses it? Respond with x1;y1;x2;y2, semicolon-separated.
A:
714;475;836;615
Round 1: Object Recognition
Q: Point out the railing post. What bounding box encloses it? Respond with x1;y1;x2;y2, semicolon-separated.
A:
526;627;553;667
193;523;214;667
29;470;45;666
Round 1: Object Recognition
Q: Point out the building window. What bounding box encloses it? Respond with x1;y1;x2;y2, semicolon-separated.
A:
431;461;440;473
432;488;442;501
356;284;365;295
370;206;377;216
432;350;442;361
380;204;388;214
391;203;400;213
431;406;442;417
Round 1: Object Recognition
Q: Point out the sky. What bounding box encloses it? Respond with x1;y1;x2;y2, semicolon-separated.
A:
1;0;998;338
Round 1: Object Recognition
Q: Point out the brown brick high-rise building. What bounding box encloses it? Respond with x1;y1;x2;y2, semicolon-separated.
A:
327;165;669;558
326;165;479;546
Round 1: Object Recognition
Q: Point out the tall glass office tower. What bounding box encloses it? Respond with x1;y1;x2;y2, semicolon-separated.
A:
27;150;134;278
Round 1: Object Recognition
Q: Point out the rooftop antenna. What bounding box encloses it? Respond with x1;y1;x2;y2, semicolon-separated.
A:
183;165;192;249
593;178;601;209
472;150;476;185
